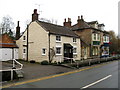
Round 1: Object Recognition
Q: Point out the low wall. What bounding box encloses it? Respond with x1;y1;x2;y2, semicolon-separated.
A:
70;57;119;68
0;70;18;82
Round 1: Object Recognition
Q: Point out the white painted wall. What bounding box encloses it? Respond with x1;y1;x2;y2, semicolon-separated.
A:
0;48;18;61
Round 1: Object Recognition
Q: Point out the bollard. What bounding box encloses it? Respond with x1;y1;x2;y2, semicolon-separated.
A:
99;58;101;63
13;59;15;68
71;59;72;64
76;62;79;68
106;57;107;62
11;69;13;81
89;59;91;66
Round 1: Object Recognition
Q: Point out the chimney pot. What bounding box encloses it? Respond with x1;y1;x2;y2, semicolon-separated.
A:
81;15;83;19
64;18;66;22
34;9;38;14
68;18;71;22
63;17;72;28
78;16;80;20
16;21;20;40
17;21;19;26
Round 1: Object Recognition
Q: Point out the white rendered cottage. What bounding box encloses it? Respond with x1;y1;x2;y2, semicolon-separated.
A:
16;9;81;63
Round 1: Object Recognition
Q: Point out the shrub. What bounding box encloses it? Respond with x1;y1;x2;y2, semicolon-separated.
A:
41;60;49;65
30;60;36;63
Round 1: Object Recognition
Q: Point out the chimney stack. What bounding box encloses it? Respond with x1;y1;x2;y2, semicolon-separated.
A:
32;9;39;21
77;15;84;25
16;21;20;40
63;18;72;28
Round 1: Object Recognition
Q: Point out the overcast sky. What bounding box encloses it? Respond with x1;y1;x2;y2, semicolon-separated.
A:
0;0;119;35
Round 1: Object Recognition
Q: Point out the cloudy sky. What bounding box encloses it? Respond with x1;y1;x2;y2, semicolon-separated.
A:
0;0;119;35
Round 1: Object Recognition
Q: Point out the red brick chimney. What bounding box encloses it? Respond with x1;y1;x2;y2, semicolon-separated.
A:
32;9;39;21
63;18;72;28
16;21;20;40
77;15;84;26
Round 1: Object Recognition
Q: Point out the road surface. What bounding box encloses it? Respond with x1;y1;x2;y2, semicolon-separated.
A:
3;60;119;89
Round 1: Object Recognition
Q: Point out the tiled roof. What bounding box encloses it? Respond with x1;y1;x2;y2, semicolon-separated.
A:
87;21;98;24
0;34;18;48
98;24;105;27
71;20;104;32
37;21;80;38
71;19;91;30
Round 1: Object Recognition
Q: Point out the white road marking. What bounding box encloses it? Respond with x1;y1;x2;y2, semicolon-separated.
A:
81;75;112;89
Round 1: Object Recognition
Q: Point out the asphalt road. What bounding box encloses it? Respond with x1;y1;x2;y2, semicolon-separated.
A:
5;60;119;89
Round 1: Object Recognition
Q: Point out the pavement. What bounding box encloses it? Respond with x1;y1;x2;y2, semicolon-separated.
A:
1;60;76;86
3;60;118;88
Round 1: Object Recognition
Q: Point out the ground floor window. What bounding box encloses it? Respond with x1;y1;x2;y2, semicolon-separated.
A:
93;47;98;55
42;48;46;55
73;47;77;54
56;47;62;55
101;46;109;56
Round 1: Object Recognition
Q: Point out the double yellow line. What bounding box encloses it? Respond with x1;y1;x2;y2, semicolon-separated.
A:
1;61;116;88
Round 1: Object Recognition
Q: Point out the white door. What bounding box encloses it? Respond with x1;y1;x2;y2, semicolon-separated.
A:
84;48;87;59
23;48;26;60
14;48;18;59
0;48;12;61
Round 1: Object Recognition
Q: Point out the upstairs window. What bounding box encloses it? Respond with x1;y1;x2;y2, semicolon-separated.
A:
97;34;100;40
93;33;100;41
94;34;96;40
23;36;26;41
56;35;61;42
23;49;26;54
103;36;109;42
73;38;77;43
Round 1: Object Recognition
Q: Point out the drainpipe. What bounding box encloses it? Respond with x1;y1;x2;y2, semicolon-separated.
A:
26;25;29;61
12;48;14;60
48;32;50;63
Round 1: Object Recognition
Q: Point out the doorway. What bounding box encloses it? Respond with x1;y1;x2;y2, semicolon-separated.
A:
64;43;73;62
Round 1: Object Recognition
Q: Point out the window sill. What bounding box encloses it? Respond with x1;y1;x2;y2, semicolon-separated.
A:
56;54;62;56
56;41;61;43
73;53;77;55
42;54;46;56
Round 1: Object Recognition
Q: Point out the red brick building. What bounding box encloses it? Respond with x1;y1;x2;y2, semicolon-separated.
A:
63;16;110;59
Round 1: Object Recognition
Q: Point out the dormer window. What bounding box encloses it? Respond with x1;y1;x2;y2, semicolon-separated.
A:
98;24;105;30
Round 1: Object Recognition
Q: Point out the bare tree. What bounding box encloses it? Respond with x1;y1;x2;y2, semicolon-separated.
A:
50;47;55;63
109;30;118;55
0;15;15;35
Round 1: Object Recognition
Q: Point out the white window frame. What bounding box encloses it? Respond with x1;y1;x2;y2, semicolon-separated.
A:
97;34;100;41
56;46;62;55
93;47;98;55
73;38;77;43
93;33;96;41
93;33;100;41
42;48;46;55
56;35;61;42
23;36;26;41
73;46;77;55
23;48;26;54
103;36;109;43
